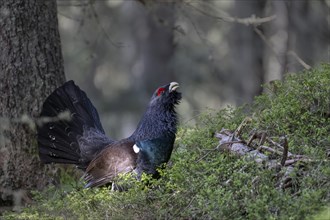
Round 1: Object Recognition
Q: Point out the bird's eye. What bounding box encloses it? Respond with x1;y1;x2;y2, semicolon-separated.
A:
157;88;165;96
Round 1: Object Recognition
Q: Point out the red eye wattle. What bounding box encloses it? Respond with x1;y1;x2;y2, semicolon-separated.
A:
157;88;165;96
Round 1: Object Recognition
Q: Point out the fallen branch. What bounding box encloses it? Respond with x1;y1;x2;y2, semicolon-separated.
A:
215;128;310;168
213;118;322;190
280;137;288;166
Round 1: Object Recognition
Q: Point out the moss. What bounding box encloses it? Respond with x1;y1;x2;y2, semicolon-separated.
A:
3;64;330;219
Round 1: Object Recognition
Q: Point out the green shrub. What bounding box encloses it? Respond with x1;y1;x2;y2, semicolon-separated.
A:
3;64;330;220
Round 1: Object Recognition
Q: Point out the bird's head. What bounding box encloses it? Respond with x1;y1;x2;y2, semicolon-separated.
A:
149;82;182;108
131;82;181;140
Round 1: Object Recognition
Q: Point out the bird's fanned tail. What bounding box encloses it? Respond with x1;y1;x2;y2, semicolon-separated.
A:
37;81;113;169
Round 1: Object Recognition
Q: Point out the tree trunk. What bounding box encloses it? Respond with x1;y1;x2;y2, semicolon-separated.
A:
264;1;289;82
122;1;176;101
0;0;65;210
228;1;265;105
287;0;329;72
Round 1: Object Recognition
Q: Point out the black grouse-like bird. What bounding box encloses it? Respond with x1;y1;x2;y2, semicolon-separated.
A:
37;81;181;188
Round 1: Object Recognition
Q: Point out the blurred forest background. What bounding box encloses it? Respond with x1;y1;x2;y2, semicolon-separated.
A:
56;0;329;139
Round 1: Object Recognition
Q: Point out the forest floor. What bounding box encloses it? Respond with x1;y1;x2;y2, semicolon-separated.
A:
2;64;330;220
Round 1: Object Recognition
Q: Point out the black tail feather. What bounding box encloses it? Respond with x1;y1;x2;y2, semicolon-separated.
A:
37;81;113;169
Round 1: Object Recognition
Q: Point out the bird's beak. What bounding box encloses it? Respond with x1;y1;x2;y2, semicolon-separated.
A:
169;82;179;92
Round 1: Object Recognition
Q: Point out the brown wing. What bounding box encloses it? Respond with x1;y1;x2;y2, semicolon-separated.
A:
83;140;137;188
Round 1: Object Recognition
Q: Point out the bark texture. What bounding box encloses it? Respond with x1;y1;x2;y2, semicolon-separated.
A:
0;0;65;208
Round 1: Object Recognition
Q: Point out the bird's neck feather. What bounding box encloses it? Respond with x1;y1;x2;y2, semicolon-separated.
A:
131;104;177;140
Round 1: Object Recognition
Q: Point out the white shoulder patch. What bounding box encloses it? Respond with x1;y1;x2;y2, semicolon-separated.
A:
133;144;140;153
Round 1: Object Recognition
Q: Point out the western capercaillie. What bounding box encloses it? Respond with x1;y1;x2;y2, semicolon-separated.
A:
37;81;181;188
